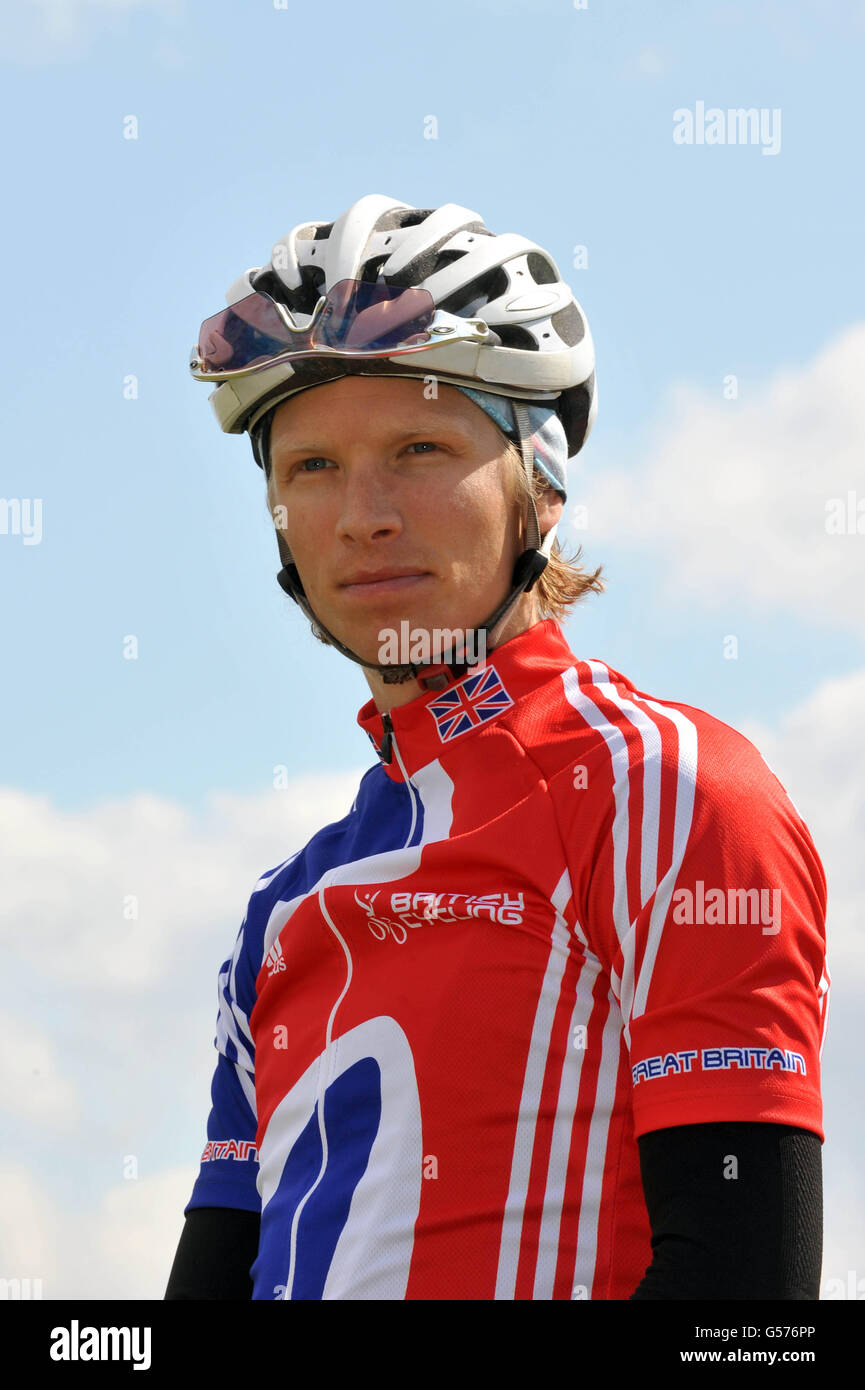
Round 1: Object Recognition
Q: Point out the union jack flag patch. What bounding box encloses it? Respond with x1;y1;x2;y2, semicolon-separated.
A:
427;665;514;743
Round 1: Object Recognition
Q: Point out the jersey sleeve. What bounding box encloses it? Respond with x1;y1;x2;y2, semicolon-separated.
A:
184;896;264;1216
568;692;829;1142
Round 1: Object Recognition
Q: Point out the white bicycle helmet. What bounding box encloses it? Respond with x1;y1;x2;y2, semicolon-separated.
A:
206;193;596;452
190;194;597;696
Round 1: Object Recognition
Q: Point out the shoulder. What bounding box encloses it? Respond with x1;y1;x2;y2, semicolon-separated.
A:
544;660;825;913
548;656;792;812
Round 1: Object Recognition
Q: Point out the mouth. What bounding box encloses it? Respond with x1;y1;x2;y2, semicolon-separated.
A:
339;572;434;598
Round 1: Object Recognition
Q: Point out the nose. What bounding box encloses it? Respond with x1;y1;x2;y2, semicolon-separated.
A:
335;460;404;545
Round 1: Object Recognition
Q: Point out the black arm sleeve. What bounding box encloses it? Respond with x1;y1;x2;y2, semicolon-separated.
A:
164;1206;261;1300
629;1120;823;1300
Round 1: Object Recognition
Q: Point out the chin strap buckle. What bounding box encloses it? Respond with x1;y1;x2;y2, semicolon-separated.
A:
416;660;472;692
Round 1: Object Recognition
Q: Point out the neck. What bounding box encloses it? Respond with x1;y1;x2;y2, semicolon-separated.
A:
363;591;539;714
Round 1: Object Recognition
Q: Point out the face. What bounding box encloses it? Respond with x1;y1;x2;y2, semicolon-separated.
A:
267;376;561;708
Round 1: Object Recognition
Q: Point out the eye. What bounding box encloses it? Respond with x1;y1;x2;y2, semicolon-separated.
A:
297;457;333;473
406;441;440;454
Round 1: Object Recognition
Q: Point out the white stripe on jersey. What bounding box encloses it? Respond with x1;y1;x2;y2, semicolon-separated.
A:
570;985;626;1297
561;664;698;1050
817;959;831;1059
631;697;697;1032
252;848;303;894
215;976;256;1117
532;947;604;1299
585;661;663;910
212;914;258;1121
282;881;357;1301
228;919;255;1052
259;1016;423;1300
495;869;573;1300
571;662;665;1051
216;952;253;1068
561;666;633;949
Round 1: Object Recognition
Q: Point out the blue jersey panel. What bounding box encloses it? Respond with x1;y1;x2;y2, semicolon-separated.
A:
184;765;420;1217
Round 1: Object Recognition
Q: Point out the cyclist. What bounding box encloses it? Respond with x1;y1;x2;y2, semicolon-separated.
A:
166;194;828;1300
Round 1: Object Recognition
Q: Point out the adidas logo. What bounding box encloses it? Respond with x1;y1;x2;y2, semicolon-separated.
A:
265;939;286;977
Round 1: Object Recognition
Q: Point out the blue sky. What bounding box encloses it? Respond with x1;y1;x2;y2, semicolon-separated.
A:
2;0;863;808
1;0;863;1299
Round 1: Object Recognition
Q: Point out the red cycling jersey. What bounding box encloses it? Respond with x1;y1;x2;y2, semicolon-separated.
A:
185;617;828;1300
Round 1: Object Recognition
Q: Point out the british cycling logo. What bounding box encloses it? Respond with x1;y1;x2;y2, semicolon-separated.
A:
632;1046;807;1087
354;887;526;943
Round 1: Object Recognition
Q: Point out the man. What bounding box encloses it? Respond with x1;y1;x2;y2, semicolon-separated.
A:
166;195;828;1300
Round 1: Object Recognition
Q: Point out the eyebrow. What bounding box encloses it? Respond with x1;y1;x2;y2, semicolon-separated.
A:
272;422;475;458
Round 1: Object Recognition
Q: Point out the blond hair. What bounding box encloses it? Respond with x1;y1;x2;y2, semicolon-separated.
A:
504;441;605;620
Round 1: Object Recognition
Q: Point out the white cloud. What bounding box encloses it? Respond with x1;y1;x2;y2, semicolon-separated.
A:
34;0;175;41
0;1012;79;1131
821;1154;865;1298
0;1163;194;1299
636;47;668;76
622;46;670;79
2;703;863;1297
0;772;366;989
4;0;182;62
739;665;865;990
89;1167;194;1300
740;665;865;1291
578;321;865;634
0;769;366;1297
0;1167;59;1294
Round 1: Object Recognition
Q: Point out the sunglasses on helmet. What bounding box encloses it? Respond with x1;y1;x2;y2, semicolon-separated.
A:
189;277;490;381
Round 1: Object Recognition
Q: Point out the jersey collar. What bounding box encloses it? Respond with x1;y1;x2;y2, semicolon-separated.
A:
356;617;576;784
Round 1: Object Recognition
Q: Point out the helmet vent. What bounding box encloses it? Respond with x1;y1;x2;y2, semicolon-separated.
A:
551;303;585;347
373;207;434;234
526;252;558;285
437;265;509;316
360;255;389;282
392;208;434;228
429;248;468;275
492;323;539;351
255;262;325;318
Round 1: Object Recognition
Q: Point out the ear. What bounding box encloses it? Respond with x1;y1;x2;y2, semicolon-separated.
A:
534;483;564;540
